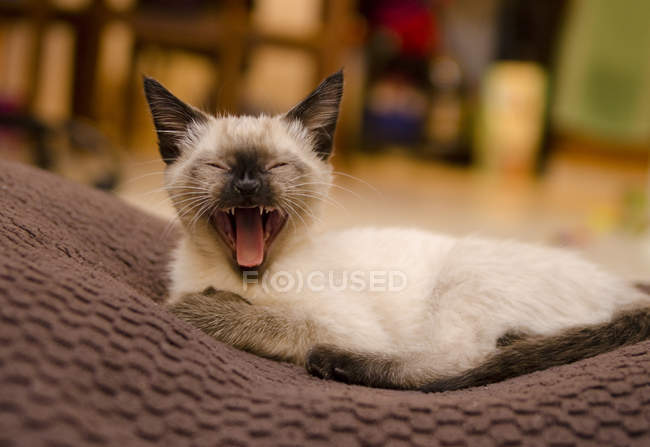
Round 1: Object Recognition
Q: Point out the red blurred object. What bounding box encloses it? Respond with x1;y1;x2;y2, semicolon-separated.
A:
372;0;438;57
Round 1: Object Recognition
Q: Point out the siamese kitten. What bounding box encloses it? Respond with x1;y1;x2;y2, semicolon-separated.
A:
144;72;650;391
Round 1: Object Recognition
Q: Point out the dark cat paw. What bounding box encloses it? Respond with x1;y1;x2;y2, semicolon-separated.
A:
306;345;409;389
306;345;369;385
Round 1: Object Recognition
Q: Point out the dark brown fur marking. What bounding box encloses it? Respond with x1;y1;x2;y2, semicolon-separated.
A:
496;331;529;347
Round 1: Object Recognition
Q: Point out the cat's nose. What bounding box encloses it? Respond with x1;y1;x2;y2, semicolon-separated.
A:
234;177;261;195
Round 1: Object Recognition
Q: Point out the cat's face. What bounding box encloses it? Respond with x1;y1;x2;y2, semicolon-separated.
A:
144;71;343;270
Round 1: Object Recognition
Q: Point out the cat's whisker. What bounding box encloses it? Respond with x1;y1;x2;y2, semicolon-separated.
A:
159;215;181;242
277;207;296;235
285;212;298;235
274;200;298;235
124;157;183;168
168;195;210;211
284;198;323;226
138;178;207;193
164;186;211;195
331;171;381;195
285;190;346;211
136;187;205;210
288;182;363;200
133;187;203;204
168;191;208;204
286;194;345;214
163;175;209;186
174;198;209;225
284;185;349;211
165;188;210;196
285;197;321;226
189;199;215;232
166;189;209;199
164;198;205;211
178;206;207;236
285;173;314;184
160;194;204;240
155;130;187;135
285;213;301;236
188;203;209;232
132;187;171;199
119;170;167;187
279;199;307;232
166;191;208;201
135;185;207;200
178;196;209;215
145;196;176;211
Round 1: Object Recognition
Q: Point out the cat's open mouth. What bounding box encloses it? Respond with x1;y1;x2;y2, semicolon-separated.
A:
210;207;287;268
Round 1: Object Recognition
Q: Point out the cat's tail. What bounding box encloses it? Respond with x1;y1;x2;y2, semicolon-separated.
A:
422;306;650;393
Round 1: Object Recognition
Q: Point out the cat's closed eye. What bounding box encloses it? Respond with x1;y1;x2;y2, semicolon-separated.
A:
268;162;288;170
207;162;228;170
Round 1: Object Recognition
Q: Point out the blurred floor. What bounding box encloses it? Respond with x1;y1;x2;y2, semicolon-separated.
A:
116;149;649;281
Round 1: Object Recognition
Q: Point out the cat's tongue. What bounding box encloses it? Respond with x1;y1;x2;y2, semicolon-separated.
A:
235;208;264;267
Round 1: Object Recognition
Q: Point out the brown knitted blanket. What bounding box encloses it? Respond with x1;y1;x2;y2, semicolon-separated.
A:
1;159;649;447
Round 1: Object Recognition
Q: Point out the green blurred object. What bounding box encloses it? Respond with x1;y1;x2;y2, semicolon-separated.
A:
553;0;650;146
620;188;649;235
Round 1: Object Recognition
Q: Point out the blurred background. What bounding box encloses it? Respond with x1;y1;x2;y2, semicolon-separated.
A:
0;0;648;279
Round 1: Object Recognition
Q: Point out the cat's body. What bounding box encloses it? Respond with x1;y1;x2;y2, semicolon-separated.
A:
169;227;647;386
144;71;649;391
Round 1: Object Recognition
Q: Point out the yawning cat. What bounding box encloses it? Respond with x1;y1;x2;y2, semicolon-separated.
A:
144;71;649;391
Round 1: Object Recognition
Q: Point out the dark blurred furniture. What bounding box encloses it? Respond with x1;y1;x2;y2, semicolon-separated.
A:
0;0;100;119
0;0;251;120
121;0;357;143
1;0;359;154
121;0;250;144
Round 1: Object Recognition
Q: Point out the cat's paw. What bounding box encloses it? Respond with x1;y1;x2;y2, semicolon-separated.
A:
306;344;363;384
306;345;408;389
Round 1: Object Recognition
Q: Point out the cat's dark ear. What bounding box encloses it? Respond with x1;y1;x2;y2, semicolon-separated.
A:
143;76;208;164
284;70;343;161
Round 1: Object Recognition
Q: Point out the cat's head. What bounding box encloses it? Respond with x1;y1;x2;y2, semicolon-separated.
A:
143;71;343;270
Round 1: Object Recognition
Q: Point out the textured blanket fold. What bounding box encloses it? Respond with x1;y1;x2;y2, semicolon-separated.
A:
1;160;649;446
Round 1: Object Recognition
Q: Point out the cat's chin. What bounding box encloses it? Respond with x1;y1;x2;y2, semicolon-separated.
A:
209;206;287;270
